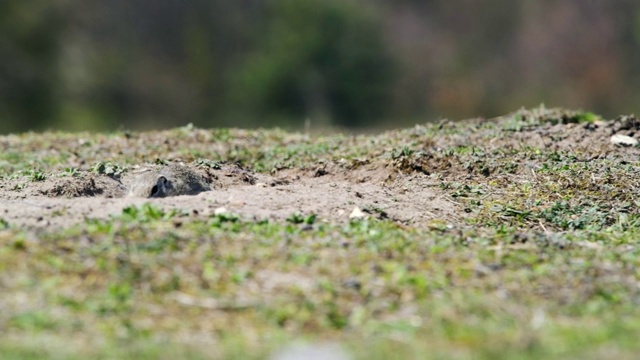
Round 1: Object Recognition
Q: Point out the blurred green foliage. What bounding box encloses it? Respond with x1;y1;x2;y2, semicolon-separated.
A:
0;0;65;133
229;0;394;127
1;1;640;132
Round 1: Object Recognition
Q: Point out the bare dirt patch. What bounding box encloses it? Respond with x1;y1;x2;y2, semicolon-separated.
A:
0;163;457;228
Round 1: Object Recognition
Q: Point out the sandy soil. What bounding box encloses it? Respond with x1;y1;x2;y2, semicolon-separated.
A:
0;163;458;229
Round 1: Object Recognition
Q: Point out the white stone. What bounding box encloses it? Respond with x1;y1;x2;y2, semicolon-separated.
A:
349;207;366;219
611;134;638;147
214;207;228;215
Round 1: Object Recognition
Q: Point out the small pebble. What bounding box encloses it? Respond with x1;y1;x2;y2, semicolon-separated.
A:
214;207;228;215
610;134;638;147
349;207;366;219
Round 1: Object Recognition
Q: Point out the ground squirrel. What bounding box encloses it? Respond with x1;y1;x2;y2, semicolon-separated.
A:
127;164;211;198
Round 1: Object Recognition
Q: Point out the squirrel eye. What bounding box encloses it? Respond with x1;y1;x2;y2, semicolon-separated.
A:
150;185;159;197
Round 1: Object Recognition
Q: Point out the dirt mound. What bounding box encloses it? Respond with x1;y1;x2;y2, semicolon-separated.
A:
39;175;127;198
1;108;636;230
0;161;456;228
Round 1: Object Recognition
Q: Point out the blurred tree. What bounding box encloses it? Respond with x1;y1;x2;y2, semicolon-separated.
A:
56;0;262;130
2;1;640;133
0;0;65;132
227;0;395;127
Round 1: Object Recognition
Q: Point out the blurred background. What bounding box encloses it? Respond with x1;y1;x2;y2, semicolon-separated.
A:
1;0;640;133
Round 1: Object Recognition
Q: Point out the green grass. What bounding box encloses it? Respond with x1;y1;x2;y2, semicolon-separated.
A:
3;208;640;359
2;106;640;359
